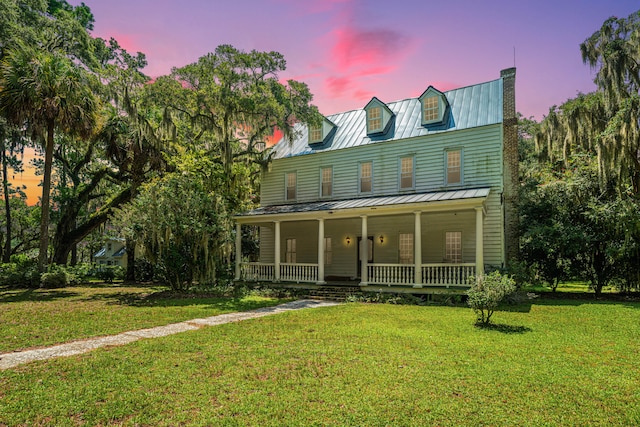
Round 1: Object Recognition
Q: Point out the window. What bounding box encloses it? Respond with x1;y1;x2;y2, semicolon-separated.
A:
400;157;414;189
324;237;332;265
367;106;382;133
445;231;462;263
286;238;296;263
309;126;323;143
285;172;296;200
399;233;413;264
359;162;372;193
321;167;332;197
446;150;461;185
423;96;439;122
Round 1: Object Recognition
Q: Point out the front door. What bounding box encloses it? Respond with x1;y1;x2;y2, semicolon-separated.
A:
357;236;374;278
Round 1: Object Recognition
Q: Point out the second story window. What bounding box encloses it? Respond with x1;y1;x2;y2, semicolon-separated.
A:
285;172;297;201
359;162;372;193
400;156;414;189
367;106;382;133
321;167;332;197
446;150;462;185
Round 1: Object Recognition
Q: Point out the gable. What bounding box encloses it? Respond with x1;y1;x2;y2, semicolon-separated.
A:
418;86;449;126
364;97;394;135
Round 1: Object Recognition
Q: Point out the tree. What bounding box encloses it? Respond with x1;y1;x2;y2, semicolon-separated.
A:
0;44;98;269
537;11;640;194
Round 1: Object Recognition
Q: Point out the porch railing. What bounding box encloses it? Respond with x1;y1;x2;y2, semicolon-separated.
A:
368;263;415;286
422;263;475;287
241;262;275;282
280;263;318;283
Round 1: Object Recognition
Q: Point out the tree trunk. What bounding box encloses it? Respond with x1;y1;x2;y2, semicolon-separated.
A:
1;140;12;263
125;236;135;282
38;121;55;272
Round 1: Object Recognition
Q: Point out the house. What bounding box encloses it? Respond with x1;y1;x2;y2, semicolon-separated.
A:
93;238;127;267
233;68;518;293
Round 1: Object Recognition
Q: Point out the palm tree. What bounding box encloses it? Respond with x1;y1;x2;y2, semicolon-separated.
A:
0;44;98;269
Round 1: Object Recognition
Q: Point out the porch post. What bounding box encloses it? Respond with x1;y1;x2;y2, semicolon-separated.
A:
234;222;242;281
360;215;368;286
274;221;281;282
413;211;422;288
317;218;326;284
475;207;484;276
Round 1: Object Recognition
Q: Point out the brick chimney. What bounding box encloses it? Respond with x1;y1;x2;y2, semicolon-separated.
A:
501;67;518;266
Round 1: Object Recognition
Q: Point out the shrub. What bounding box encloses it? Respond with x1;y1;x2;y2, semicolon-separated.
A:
134;259;155;282
40;271;68;289
467;271;516;325
0;256;41;288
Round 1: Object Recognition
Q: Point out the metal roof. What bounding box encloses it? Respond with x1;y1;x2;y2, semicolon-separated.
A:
271;78;503;159
238;188;490;217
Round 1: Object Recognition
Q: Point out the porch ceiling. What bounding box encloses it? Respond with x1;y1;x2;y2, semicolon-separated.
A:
236;187;490;223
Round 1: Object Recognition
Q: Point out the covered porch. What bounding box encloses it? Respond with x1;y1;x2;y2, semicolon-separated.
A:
234;189;492;290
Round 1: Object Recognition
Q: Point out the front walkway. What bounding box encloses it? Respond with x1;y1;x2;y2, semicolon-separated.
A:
0;299;340;370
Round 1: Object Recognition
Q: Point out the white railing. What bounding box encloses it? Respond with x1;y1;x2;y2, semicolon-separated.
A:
422;263;475;287
241;262;275;282
280;263;318;283
368;263;415;286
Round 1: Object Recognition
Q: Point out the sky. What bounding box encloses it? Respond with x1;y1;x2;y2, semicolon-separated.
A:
12;0;640;203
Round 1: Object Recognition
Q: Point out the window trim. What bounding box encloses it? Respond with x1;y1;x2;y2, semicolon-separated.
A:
320;166;333;198
285;171;297;201
359;161;373;194
445;148;463;186
399;156;415;191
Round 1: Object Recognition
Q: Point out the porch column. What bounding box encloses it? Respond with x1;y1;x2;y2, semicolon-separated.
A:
317;218;326;284
475;207;484;276
234;222;242;281
360;215;368;286
274;221;281;282
413;211;422;288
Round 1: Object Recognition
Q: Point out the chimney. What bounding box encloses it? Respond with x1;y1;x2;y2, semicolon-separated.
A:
501;67;519;266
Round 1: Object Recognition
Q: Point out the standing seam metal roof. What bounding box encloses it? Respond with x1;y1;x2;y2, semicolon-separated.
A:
238;188;490;217
271;78;503;159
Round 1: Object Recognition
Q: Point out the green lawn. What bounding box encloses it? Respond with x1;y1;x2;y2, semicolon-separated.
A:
1;294;639;426
0;283;291;352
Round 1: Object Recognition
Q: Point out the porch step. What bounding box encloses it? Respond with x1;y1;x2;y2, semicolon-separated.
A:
307;286;362;302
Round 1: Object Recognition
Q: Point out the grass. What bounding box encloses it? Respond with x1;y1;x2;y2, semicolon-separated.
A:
1;292;639;426
0;283;292;352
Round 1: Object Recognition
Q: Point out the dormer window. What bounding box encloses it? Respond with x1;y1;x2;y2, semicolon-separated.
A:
364;97;394;136
367;106;382;133
309;126;323;142
423;96;439;122
419;86;449;126
308;117;337;145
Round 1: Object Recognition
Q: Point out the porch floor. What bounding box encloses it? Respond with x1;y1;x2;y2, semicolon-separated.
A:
241;280;469;295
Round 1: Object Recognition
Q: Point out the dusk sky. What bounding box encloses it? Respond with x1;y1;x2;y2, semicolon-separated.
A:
70;0;639;119
13;0;640;202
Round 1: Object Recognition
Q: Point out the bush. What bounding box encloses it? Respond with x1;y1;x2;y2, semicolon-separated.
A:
40;271;68;289
134;259;155;282
0;256;41;288
467;271;516;325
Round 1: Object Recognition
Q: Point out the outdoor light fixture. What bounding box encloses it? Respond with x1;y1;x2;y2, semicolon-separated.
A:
379;235;384;244
345;236;351;246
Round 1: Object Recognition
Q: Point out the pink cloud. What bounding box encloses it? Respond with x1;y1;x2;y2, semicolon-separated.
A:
326;76;352;95
331;27;409;73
